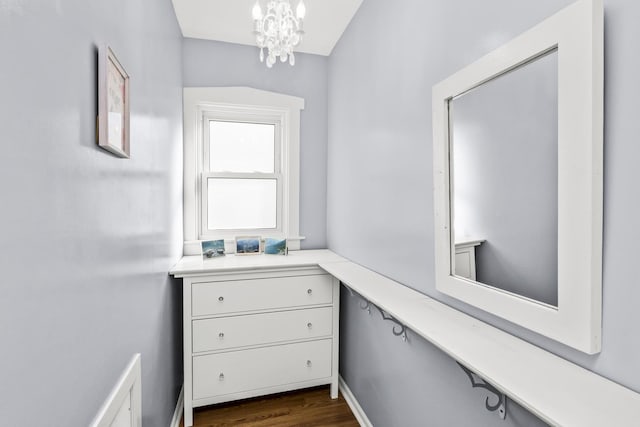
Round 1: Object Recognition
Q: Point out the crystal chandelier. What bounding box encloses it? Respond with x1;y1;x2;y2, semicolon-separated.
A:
252;0;306;68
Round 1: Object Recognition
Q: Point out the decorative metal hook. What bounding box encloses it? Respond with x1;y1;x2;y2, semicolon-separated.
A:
457;363;507;420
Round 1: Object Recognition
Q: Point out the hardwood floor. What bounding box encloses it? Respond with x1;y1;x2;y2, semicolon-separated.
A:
180;386;360;427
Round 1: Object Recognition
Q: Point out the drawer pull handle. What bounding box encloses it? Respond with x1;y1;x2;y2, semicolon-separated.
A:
218;296;224;302
218;332;225;339
307;289;313;295
306;360;312;367
219;373;225;381
307;322;313;329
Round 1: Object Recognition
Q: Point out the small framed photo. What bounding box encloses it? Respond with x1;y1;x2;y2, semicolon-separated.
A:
201;239;225;259
264;238;288;255
98;46;130;158
236;236;261;255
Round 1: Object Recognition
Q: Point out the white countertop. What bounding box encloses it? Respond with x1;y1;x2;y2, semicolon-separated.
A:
170;249;640;426
454;238;485;247
169;249;347;277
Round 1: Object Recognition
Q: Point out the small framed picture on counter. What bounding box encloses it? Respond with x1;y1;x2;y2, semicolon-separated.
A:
264;238;287;255
235;236;261;255
201;239;225;259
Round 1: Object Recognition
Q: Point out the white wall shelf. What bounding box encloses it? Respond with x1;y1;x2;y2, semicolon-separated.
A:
319;260;640;427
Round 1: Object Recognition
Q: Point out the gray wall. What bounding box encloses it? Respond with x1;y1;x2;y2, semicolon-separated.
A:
452;51;558;306
0;1;184;426
182;38;328;249
329;0;640;426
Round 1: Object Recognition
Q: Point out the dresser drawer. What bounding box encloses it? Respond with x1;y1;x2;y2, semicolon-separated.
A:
192;275;333;316
192;339;332;400
192;307;333;353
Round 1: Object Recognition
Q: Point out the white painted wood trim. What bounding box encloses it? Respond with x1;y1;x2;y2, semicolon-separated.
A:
169;386;184;427
183;87;304;252
339;376;373;427
432;0;603;354
89;354;142;427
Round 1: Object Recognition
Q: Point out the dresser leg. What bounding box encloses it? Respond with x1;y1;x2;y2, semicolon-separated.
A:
330;380;339;399
184;404;193;427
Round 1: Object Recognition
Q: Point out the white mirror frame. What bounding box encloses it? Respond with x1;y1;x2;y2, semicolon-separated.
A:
432;0;603;354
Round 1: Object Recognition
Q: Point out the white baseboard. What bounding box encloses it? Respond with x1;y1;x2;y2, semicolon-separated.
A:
339;376;373;427
169;385;184;427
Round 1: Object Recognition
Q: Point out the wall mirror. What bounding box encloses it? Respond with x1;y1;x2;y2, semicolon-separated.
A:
432;0;603;353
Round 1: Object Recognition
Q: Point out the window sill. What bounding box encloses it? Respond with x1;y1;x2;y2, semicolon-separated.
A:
184;236;306;255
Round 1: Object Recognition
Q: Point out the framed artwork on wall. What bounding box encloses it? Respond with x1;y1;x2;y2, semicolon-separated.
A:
98;46;130;158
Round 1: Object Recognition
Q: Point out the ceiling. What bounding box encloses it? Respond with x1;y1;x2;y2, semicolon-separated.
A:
171;0;363;56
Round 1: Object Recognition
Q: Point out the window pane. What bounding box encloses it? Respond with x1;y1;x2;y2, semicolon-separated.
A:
209;121;275;173
207;178;277;230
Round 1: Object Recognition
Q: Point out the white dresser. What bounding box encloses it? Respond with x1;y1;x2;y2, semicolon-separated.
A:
170;250;345;427
454;239;484;280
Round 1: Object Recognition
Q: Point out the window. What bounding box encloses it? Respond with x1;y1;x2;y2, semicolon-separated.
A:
203;119;280;233
183;87;304;253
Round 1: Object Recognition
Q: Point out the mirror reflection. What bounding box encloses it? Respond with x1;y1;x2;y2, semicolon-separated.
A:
449;50;559;306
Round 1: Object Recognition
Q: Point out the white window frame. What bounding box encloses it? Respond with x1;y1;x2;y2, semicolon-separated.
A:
183;87;304;254
201;111;283;237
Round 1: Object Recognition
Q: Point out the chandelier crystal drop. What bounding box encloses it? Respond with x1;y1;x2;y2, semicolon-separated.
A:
252;0;306;68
